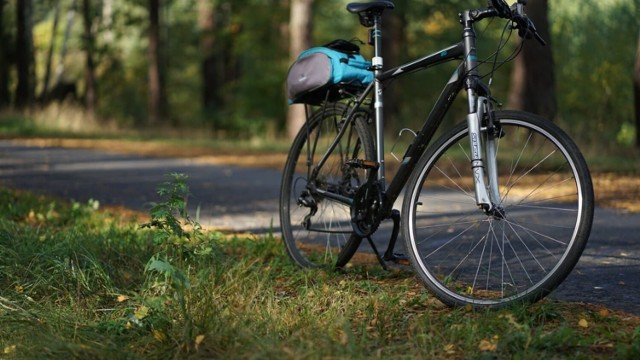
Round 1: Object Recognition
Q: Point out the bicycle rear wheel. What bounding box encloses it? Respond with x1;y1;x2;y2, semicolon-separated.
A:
402;111;594;307
280;102;374;268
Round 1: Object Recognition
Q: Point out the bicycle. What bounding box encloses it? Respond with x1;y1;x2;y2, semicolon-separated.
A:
280;0;594;308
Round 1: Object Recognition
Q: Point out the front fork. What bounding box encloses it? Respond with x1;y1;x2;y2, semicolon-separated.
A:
466;96;503;215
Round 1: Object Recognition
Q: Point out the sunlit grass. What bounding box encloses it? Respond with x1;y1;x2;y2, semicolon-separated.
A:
0;187;639;358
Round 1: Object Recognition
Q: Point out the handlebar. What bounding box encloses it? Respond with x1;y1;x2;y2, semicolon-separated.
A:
488;0;546;46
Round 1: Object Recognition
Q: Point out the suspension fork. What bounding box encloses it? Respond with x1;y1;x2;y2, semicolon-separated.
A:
467;97;502;212
461;10;501;213
483;101;502;208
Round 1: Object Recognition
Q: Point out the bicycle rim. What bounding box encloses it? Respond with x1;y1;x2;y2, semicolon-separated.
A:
280;103;374;268
403;111;594;307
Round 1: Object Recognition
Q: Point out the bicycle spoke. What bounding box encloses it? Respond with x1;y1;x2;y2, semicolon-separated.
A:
404;115;592;307
281;103;373;268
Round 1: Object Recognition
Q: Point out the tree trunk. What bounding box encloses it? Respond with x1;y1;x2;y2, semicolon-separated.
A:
54;0;77;88
0;0;11;109
101;0;114;44
198;0;221;116
508;0;557;121
287;0;314;140
148;0;167;125
15;0;35;109
82;0;97;114
40;1;60;104
634;31;640;148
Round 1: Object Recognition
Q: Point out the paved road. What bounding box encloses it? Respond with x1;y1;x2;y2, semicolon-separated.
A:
1;140;639;314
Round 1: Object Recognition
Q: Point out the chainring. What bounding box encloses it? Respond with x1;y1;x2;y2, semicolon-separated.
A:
351;181;383;237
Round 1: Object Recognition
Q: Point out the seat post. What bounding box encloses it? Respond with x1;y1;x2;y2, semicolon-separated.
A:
371;14;386;186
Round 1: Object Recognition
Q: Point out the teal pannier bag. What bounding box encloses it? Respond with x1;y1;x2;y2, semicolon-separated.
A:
287;40;374;105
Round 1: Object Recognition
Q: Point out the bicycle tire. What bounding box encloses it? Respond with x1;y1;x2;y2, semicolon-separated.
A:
280;102;375;268
402;110;594;308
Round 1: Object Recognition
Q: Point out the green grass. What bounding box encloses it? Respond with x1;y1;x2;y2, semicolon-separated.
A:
0;110;292;154
1;186;639;359
3;109;640;174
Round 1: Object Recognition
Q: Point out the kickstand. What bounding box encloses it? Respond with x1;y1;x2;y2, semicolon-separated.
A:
365;236;388;271
382;210;410;266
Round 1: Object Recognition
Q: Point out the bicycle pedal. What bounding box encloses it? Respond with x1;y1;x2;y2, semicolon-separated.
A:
346;159;379;170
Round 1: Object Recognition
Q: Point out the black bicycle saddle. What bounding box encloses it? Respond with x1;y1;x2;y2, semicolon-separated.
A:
346;1;395;15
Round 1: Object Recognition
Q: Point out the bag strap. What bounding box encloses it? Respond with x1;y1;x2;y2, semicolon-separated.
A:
323;39;361;55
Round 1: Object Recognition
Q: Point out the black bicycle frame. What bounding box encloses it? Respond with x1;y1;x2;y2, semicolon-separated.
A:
379;42;466;216
310;40;468;218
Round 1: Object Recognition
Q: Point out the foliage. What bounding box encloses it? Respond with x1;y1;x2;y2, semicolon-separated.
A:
139;173;221;351
0;186;640;358
550;0;639;148
0;0;636;148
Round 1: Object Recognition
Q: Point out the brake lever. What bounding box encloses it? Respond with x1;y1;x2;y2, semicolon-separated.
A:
524;17;547;46
511;2;547;46
533;31;547;46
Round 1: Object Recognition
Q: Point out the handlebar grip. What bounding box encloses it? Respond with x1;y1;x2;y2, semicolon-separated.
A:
489;0;547;46
490;0;511;18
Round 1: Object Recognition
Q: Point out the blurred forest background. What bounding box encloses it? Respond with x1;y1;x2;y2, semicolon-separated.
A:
0;0;638;152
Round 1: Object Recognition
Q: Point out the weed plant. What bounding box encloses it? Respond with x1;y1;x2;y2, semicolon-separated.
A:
0;182;639;359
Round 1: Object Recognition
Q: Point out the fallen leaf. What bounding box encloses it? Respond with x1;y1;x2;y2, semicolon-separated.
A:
578;318;589;328
134;305;149;320
339;330;349;345
598;309;610;317
466;286;474;295
195;334;205;350
443;343;456;354
153;330;166;342
3;345;16;354
116;295;129;303
479;339;497;352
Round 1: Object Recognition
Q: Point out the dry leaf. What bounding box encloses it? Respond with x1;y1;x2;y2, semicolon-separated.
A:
598;309;610;317
478;339;497;352
443;343;456;354
3;345;16;354
116;295;129;303
195;334;205;350
578;318;589;328
15;285;24;294
339;330;349;345
153;330;167;342
134;305;149;320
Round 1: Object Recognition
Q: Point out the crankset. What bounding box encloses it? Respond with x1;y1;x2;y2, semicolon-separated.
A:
350;181;383;237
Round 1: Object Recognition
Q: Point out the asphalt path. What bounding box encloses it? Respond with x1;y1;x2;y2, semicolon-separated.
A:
1;140;638;314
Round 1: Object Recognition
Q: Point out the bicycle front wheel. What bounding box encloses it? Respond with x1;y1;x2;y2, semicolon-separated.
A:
402;110;594;307
280;102;374;268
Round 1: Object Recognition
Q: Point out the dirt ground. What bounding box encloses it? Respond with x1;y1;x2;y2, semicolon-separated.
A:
14;138;640;213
